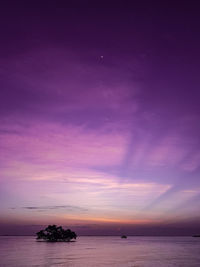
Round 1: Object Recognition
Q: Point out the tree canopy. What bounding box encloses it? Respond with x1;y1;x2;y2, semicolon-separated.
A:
36;225;77;242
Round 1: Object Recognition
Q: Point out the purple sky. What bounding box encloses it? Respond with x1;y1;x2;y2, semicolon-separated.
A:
1;2;200;235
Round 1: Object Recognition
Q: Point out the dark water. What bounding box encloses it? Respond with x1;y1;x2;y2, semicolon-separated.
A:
0;236;200;266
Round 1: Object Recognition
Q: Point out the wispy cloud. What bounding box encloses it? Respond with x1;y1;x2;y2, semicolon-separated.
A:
1;42;200;231
16;205;88;212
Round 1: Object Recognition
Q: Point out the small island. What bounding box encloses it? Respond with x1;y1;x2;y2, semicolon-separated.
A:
36;225;77;242
121;235;127;239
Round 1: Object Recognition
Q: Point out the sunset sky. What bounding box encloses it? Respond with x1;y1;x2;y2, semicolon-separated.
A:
1;2;200;235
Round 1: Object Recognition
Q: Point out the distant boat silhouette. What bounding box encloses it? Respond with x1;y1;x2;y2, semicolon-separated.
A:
192;235;200;237
121;235;127;239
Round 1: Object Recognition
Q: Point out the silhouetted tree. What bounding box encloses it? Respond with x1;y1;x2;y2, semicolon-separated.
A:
36;225;77;242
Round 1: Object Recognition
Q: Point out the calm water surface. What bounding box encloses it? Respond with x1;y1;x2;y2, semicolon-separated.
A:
0;236;200;266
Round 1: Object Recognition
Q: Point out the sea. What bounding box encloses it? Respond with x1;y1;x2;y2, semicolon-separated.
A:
0;236;200;266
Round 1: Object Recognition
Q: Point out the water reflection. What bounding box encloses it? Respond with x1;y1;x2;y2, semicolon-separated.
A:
0;236;200;266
